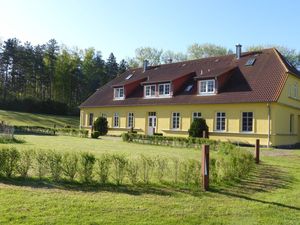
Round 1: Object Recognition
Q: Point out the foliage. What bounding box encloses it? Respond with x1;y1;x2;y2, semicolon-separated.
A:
62;153;79;181
126;160;139;184
93;117;108;136
91;131;100;139
79;152;96;183
111;154;128;185
97;154;111;184
140;155;155;184
35;151;49;179
47;151;63;181
188;118;209;138
0;147;20;177
16;149;34;178
187;43;228;59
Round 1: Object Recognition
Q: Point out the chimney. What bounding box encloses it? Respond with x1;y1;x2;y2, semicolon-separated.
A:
236;43;242;59
143;60;149;72
167;58;173;64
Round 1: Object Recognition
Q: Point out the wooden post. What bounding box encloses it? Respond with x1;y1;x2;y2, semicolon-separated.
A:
255;139;260;164
202;130;206;138
202;144;209;191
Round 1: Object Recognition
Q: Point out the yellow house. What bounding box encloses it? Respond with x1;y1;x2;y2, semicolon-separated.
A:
80;45;300;147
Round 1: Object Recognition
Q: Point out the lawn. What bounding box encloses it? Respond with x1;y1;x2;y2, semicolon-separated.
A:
0;110;79;128
0;135;299;224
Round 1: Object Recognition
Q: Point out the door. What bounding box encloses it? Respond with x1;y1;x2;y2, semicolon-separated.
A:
148;112;157;135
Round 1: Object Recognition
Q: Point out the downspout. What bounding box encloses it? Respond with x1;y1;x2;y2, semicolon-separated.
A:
267;103;271;148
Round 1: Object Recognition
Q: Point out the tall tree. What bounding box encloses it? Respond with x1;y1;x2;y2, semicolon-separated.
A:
187;43;228;59
161;50;187;63
118;59;128;74
134;47;163;66
105;53;119;79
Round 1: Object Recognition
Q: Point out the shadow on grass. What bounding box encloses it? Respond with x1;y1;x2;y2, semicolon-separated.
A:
210;162;300;211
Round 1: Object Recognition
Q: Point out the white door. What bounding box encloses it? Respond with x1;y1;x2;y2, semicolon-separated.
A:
148;116;156;135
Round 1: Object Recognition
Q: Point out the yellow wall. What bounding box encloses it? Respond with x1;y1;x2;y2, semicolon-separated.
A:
80;103;273;146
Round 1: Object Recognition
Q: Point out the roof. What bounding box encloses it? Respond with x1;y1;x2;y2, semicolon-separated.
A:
80;48;300;108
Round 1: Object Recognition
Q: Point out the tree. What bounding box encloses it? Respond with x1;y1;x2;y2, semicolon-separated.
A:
118;59;128;74
161;50;187;63
105;53;119;79
93;117;108;136
134;47;163;66
188;118;209;138
187;43;228;59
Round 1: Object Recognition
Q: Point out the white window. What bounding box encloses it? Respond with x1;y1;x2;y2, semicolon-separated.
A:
113;113;119;128
145;85;156;98
114;87;124;100
294;83;298;98
172;112;180;129
215;112;226;131
158;83;170;96
127;112;134;128
242;112;253;132
89;113;94;126
199;80;215;95
192;112;202;121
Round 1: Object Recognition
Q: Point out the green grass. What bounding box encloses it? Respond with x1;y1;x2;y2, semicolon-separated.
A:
0;135;299;224
0;110;79;128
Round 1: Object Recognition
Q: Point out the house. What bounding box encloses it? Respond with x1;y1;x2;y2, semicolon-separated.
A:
79;45;300;147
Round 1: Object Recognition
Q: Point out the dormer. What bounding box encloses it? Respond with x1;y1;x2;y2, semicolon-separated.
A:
143;82;171;98
113;86;125;100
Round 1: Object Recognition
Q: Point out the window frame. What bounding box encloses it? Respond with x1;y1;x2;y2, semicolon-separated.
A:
241;112;254;132
127;112;134;128
192;112;202;121
158;83;171;97
89;113;94;126
144;85;156;98
113;112;119;128
171;112;180;130
290;114;294;134
114;87;125;100
215;112;226;132
198;79;216;95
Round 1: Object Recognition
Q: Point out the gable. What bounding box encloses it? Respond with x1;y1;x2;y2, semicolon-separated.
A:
277;73;300;109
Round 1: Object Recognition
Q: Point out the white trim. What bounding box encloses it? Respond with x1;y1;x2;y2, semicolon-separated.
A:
198;79;216;96
114;87;125;100
158;83;171;97
144;85;156;98
215;112;226;132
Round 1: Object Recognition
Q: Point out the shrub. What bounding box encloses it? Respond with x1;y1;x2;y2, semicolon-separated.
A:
79;152;96;183
188;118;209;138
36;151;49;179
97;154;111;184
180;159;198;185
121;133;130;142
126;160;139;184
47;151;63;181
17;149;34;178
62;153;79;181
91;131;100;139
140;155;155;184
156;158;168;182
0;147;20;177
111;154;128;185
172;158;180;184
93;117;108;136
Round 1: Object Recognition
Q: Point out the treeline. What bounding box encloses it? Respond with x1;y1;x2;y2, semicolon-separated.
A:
0;38;128;115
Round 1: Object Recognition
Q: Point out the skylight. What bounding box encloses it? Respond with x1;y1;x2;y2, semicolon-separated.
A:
185;84;193;92
125;74;133;80
245;58;256;66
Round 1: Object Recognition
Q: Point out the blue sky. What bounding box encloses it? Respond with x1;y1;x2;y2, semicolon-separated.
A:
0;0;299;61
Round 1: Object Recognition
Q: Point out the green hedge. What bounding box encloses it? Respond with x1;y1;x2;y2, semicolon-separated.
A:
122;133;217;149
13;126;88;138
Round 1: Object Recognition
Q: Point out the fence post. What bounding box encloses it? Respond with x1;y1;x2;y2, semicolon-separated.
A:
202;144;209;191
255;139;260;164
202;130;206;138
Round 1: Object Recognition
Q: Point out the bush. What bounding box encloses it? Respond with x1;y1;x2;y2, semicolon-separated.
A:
111;154;128;185
156;158;168;182
17;149;34;178
91;131;100;139
97;154;111;184
62;153;79;181
188;118;209;138
0;147;20;177
126;160;139;184
47;151;63;181
36;151;49;179
140;155;155;184
93;117;108;136
79;152;96;183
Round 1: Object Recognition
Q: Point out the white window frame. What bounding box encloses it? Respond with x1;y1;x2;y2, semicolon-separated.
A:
171;112;180;130
192;112;202;121
215;112;226;132
127;112;134;128
113;112;119;128
158;83;171;97
144;85;156;98
294;83;298;99
89;113;94;126
114;87;125;100
241;112;253;132
199;79;216;95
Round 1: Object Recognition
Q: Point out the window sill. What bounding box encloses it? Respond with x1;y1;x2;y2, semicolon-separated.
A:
197;93;216;96
113;98;125;101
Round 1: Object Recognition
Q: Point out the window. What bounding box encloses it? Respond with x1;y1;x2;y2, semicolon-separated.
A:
172;112;180;129
215;112;226;131
89;113;94;126
290;114;294;133
127;112;134;128
185;84;193;92
294;83;298;98
100;113;107;118
145;85;156;98
158;83;170;96
245;58;256;66
199;80;215;95
125;74;133;80
242;112;253;132
114;87;124;100
192;112;202;120
113;113;119;128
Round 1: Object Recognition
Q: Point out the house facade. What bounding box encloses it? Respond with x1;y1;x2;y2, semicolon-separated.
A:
80;46;300;147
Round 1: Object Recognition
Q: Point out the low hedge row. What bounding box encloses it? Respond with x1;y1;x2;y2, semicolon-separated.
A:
0;143;254;188
122;133;217;149
13;126;88;138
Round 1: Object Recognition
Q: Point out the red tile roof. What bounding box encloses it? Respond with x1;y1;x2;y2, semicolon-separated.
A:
80;48;300;108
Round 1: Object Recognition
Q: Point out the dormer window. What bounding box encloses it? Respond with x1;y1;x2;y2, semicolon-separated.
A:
114;87;124;100
158;83;170;97
145;85;156;98
199;79;216;95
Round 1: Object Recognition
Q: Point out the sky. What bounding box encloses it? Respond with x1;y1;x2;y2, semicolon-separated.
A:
0;0;299;61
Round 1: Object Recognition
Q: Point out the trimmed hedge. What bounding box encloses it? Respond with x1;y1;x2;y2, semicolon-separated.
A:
122;133;217;149
14;126;88;138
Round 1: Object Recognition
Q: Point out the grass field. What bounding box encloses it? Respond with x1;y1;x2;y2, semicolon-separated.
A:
0;110;79;128
0;135;299;224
